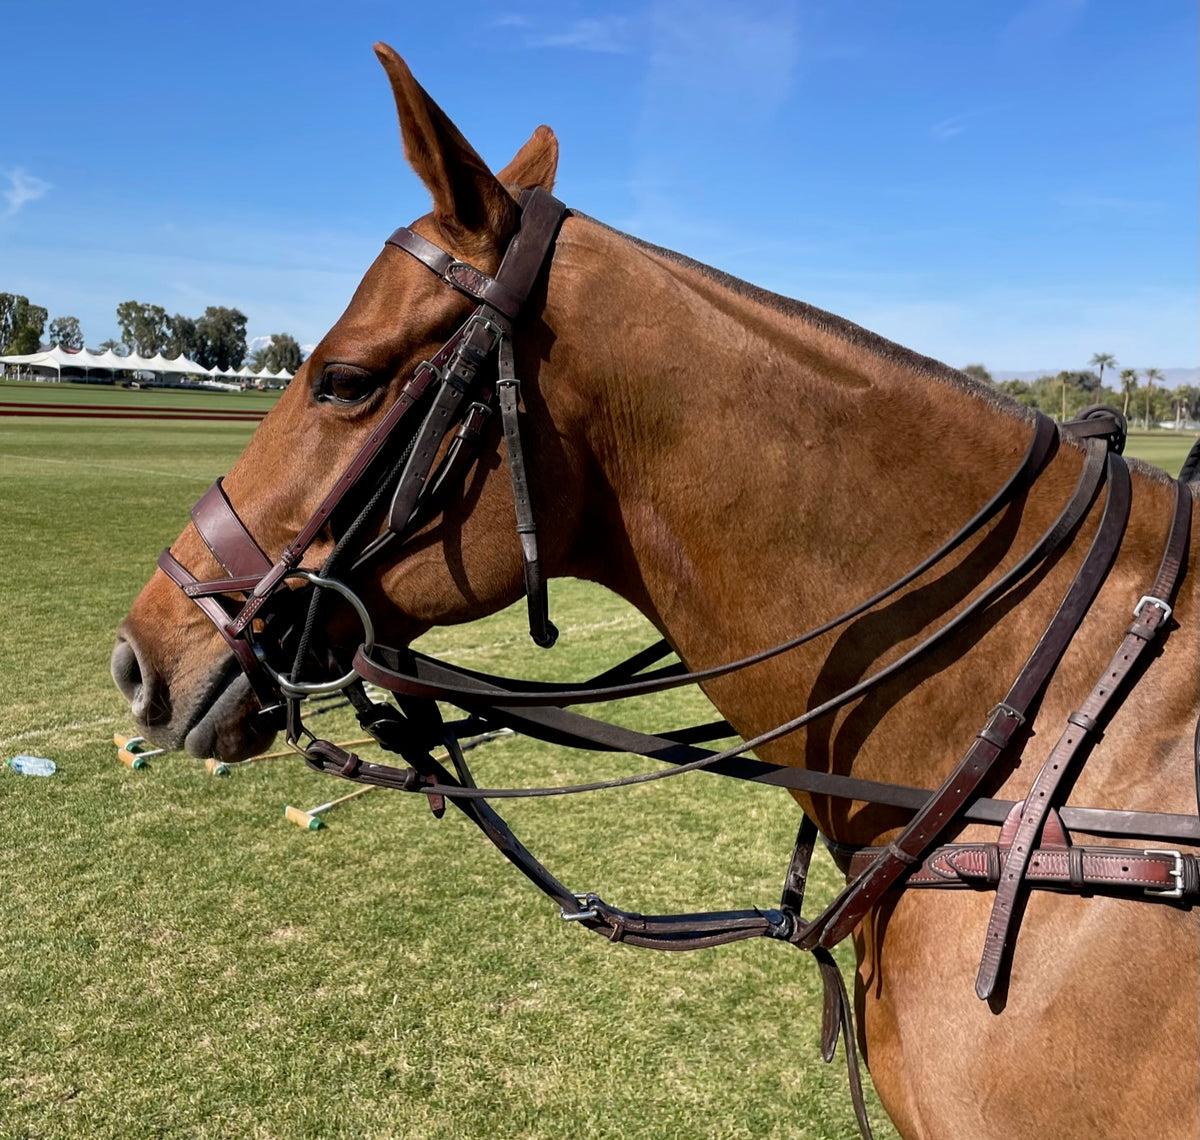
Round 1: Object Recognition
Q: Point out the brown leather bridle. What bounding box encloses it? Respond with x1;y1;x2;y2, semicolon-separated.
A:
158;188;1199;1140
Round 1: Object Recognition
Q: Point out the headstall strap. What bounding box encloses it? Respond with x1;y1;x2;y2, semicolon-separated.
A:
157;178;1197;1140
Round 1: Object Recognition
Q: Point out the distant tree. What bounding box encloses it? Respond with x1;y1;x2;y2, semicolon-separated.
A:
1170;385;1197;429
194;306;248;371
1174;384;1200;425
995;377;1032;403
1055;370;1101;421
1142;368;1163;429
961;363;993;385
165;313;200;361
95;337;125;355
1118;368;1138;420
1088;352;1117;390
261;332;303;374
116;300;170;356
0;293;48;354
48;315;84;350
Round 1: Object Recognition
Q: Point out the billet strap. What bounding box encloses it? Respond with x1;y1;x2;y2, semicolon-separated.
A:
975;475;1193;999
863;843;1198;895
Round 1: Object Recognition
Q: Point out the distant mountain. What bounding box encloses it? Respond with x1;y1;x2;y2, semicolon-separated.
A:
992;367;1199;388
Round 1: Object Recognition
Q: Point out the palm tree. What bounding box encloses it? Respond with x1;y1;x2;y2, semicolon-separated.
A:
1119;368;1138;420
1089;352;1117;391
1143;368;1163;429
1174;384;1199;429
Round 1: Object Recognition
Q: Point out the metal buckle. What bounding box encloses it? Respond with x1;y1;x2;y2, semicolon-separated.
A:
559;893;600;922
1144;849;1184;898
1133;595;1172;624
464;400;492;422
466;312;506;342
987;701;1026;726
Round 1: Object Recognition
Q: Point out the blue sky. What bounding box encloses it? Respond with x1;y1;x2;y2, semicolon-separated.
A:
2;0;1195;372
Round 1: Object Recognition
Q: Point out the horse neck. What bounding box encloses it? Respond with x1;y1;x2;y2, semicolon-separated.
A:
534;217;1192;841
541;215;1050;647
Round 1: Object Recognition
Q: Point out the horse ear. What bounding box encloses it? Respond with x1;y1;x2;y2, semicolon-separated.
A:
496;126;559;193
373;43;517;245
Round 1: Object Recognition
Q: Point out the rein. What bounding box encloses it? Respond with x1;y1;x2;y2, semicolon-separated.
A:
159;189;1198;1140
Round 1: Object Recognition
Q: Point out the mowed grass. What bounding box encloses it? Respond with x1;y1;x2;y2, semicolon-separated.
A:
0;402;892;1140
0;391;1193;1140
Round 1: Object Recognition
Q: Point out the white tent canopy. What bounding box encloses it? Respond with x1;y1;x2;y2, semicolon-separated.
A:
1;346;294;383
1;346;215;379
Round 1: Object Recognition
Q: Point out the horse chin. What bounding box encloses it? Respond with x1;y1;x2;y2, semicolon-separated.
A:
181;671;276;762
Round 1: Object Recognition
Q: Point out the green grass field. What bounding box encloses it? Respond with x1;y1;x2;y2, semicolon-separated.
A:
1;389;1194;1139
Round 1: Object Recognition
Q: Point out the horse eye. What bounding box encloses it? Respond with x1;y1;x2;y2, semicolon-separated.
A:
318;364;377;405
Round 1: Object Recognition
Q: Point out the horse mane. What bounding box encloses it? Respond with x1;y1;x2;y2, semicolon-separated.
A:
567;210;1178;487
569;208;1033;418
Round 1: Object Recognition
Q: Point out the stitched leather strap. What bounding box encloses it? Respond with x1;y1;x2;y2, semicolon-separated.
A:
385;227;524;318
975;475;1193;998
801;442;1126;951
190;479;272;578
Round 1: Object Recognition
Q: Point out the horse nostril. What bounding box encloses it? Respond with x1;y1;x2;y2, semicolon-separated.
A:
111;636;172;726
111;637;142;701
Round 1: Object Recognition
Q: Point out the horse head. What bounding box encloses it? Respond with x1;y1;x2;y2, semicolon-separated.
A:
112;45;589;761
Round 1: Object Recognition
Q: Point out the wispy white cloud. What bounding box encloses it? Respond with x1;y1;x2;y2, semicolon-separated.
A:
647;0;799;114
930;111;986;141
1002;0;1087;48
2;168;52;217
525;17;633;54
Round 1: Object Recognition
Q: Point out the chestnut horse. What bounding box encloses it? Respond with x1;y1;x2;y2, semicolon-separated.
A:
113;45;1198;1140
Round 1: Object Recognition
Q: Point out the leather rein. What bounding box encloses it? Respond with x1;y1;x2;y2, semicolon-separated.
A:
158;188;1199;1140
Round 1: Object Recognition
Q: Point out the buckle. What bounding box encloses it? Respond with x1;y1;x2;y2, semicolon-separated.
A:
1144;849;1184;898
987;702;1025;726
1133;595;1172;624
466;312;506;342
465;400;491;420
559;893;600;921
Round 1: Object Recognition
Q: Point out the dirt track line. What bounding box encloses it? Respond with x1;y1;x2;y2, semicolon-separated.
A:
0;452;214;482
0;400;266;417
0;408;263;422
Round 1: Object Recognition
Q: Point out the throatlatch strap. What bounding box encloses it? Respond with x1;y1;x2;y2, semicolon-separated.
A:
498;342;557;648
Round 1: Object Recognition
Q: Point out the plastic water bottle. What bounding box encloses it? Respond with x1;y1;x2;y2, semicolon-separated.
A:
8;755;57;776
